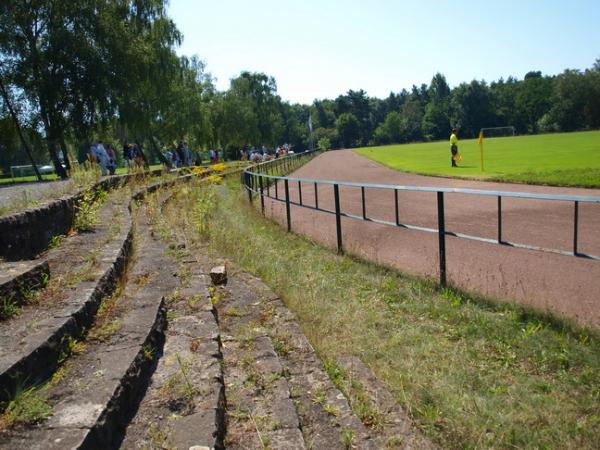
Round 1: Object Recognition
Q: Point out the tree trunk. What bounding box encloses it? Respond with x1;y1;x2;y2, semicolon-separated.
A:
0;75;43;181
47;137;68;179
59;136;72;172
135;141;150;169
150;136;171;168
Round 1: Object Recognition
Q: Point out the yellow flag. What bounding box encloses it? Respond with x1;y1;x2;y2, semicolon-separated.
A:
478;129;484;145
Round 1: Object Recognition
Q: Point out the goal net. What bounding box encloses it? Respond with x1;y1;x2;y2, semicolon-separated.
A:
479;126;515;138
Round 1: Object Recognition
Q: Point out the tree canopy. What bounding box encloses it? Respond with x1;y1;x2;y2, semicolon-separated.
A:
1;2;598;177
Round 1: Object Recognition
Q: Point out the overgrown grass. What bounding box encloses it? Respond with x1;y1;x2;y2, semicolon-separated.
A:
355;130;600;188
163;177;600;449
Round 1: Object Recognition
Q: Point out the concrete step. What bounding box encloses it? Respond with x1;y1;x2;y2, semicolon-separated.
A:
120;258;225;450
0;261;49;320
215;274;306;450
0;198;176;449
0;193;133;403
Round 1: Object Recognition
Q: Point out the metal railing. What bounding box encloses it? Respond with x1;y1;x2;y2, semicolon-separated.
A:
242;152;600;286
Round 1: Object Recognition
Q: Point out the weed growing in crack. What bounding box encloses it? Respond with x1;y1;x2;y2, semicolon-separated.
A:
47;234;65;250
159;353;199;415
57;336;86;364
0;296;20;320
147;422;172;449
142;345;155;361
0;384;52;430
324;360;384;430
187;294;203;310
272;335;292;356
74;189;106;232
224;306;245;317
341;428;356;449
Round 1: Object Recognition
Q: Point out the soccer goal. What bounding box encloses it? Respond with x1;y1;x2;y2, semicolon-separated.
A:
479;126;515;138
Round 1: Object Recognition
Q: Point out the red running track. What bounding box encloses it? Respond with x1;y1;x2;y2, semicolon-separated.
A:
261;150;600;328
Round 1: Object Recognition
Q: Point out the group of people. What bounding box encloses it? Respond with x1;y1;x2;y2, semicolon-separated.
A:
209;149;220;164
240;144;294;163
164;140;193;168
88;142;117;176
88;141;146;175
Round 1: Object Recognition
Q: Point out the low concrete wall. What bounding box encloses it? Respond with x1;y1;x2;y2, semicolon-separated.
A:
0;171;161;261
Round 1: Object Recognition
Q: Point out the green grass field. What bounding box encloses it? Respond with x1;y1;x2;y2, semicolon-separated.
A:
355;130;600;188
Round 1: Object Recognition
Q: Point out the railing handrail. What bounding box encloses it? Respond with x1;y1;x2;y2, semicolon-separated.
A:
241;149;599;288
244;170;600;204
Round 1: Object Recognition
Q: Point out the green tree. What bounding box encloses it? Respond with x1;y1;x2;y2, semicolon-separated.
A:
398;99;424;142
0;0;183;177
422;73;451;140
334;90;373;145
317;137;331;150
450;80;496;137
515;71;553;133
373;111;401;144
336;112;360;147
217;71;283;154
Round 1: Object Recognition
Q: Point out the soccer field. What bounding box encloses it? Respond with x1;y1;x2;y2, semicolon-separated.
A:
355;130;600;188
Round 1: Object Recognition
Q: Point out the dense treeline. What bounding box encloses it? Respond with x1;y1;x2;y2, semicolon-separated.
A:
1;1;599;178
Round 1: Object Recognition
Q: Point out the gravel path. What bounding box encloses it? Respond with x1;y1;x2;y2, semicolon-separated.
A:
264;150;600;328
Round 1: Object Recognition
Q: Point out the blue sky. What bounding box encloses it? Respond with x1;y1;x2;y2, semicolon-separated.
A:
168;0;600;104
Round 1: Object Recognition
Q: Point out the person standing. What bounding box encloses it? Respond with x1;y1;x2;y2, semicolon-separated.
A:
94;141;109;175
105;143;117;175
450;128;459;167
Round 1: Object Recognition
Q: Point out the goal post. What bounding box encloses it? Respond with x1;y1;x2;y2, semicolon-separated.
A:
478;126;515;171
479;126;515;138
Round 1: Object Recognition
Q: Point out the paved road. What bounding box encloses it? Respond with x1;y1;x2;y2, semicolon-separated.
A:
0;180;71;211
264;150;600;328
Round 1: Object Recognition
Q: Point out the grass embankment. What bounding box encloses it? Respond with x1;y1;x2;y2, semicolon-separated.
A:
164;177;600;449
355;130;600;188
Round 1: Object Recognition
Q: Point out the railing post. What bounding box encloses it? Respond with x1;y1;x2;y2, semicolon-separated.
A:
275;178;278;199
285;179;291;232
298;181;303;206
259;175;265;215
394;189;400;226
361;186;366;219
574;201;579;255
314;182;319;209
246;173;252;203
497;196;502;243
334;184;343;254
437;191;447;287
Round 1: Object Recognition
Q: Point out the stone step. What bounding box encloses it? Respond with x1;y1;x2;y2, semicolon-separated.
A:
0;197;177;449
0;260;49;320
0;170;214;405
337;356;436;450
0;168;164;261
120;258;225;450
0;193;133;404
214;273;306;450
257;297;376;449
